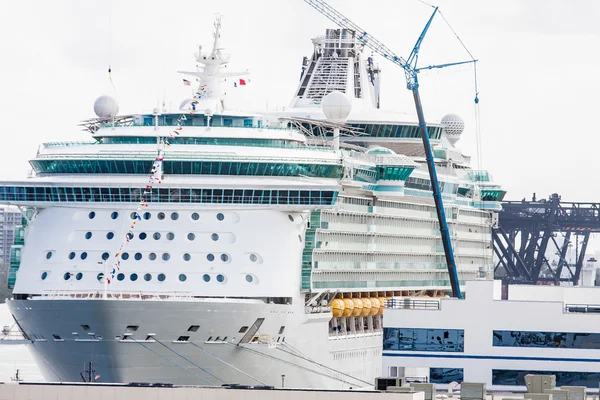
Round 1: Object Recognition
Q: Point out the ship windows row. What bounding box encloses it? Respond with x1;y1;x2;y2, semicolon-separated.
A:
0;186;337;206
82;230;225;242
383;327;464;352
49;249;260;263
42;271;258;284
493;330;600;350
88;211;226;222
30;159;343;179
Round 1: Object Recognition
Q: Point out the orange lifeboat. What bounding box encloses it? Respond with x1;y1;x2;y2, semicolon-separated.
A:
369;298;380;316
331;299;345;318
351;298;363;317
361;298;372;316
378;297;386;315
342;298;354;317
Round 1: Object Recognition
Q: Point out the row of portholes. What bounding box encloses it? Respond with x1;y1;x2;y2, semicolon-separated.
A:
47;272;257;284
89;211;226;222
87;231;221;242
55;250;257;263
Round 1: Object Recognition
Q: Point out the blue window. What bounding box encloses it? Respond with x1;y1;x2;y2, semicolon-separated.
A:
158;273;166;282
187;233;195;241
207;253;215;262
130;273;138;281
121;253;129;260
202;274;211;282
183;253;191;261
88;211;96;219
179;274;187;282
492;369;600;388
76;272;83;281
191;212;199;221
111;211;119;219
117;273;125;281
41;272;48;280
130;212;138;220
216;274;225;283
216;213;224;221
134;253;142;261
245;274;253;283
126;233;133;240
153;232;161;240
63;272;71;280
211;233;219;241
162;253;170;261
143;212;151;220
493;330;600;349
46;252;53;260
80;252;88;260
157;212;165;220
139;232;147;240
166;232;175;240
171;212;179;220
68;252;76;260
102;252;110;260
221;254;229;262
144;273;152;281
85;232;92;240
96;273;104;282
149;252;157;260
383;328;464;352
430;368;463;384
106;232;115;240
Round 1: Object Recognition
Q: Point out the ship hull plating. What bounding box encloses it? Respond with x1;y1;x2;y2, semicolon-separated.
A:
8;298;380;389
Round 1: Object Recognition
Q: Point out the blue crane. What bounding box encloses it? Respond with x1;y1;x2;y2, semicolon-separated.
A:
303;0;477;298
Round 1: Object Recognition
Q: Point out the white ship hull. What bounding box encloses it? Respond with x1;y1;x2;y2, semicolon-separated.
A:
8;297;381;389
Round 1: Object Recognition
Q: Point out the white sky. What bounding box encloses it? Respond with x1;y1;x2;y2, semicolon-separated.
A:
1;0;600;254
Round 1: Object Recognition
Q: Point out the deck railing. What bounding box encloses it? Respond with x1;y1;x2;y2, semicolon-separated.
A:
384;298;441;310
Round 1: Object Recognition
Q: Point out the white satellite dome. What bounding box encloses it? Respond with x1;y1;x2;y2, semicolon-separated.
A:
321;91;352;122
93;95;119;118
441;113;464;145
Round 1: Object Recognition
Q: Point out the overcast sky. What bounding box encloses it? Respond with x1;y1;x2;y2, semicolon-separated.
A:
1;0;600;253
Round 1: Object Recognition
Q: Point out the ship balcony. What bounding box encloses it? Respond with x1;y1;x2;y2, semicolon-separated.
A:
13;225;24;245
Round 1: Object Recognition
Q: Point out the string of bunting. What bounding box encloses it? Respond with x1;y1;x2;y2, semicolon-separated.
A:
105;113;188;284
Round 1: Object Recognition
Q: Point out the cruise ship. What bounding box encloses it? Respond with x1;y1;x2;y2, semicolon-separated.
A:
1;19;504;389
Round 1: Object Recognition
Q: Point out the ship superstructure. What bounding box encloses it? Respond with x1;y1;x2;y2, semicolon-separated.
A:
1;21;504;389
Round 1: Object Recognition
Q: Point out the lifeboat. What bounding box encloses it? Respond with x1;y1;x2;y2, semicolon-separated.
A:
342;298;354;317
351;298;363;316
331;299;344;318
378;297;386;314
361;298;372;316
369;298;380;316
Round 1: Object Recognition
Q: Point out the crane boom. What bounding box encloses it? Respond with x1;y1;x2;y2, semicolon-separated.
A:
303;0;477;298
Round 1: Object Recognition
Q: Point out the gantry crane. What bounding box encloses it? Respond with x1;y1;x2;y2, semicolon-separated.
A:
303;0;477;298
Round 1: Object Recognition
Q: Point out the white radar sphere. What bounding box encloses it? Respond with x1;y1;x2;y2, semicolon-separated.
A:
321;91;352;122
441;113;464;145
93;95;119;118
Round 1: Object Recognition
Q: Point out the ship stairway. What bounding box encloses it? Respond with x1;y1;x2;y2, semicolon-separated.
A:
304;57;350;103
237;318;265;346
0;323;32;345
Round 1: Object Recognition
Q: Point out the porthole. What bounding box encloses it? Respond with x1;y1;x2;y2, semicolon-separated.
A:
298;234;302;243
68;252;76;260
130;212;139;220
144;273;152;281
143;212;151;220
157;212;165;220
207;253;215;262
171;212;179;220
64;272;71;280
76;272;83;281
203;274;211;282
46;251;53;260
211;233;219;241
183;253;191;261
111;211;119;220
288;215;294;222
187;233;195;241
85;232;92;240
245;274;254;283
134;252;142;261
216;274;225;283
221;253;229;262
117;273;125;281
126;232;133;240
158;273;166;282
166;232;175;240
122;252;129;260
179;274;187;282
139;232;147;240
41;272;48;280
106;232;115;240
149;252;157;261
153;232;161;240
249;254;258;262
102;252;110;261
191;212;199;221
162;253;170;261
88;211;96;219
97;273;104;282
80;252;88;260
130;273;138;281
216;213;225;221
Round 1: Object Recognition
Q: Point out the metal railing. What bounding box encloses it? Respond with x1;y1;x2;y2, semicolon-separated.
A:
564;304;600;314
384;298;441;310
37;290;194;301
